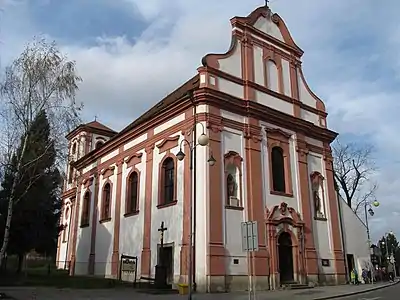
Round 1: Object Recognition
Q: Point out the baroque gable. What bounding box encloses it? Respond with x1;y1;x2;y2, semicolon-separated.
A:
199;4;327;128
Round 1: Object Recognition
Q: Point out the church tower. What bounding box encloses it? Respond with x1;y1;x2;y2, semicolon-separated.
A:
64;120;116;190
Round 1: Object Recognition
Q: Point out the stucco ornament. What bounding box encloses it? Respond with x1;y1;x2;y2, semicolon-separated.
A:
279;202;288;215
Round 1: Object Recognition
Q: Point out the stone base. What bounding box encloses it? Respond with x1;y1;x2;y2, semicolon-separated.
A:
197;275;270;293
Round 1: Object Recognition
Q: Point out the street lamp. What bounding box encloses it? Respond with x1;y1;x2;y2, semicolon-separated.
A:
353;160;380;283
176;122;216;300
381;231;396;278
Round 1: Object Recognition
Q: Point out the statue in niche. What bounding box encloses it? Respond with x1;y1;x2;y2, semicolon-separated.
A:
313;190;321;215
227;173;237;198
310;172;325;218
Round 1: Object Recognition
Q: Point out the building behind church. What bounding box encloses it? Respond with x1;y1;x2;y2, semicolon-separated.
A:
57;4;352;291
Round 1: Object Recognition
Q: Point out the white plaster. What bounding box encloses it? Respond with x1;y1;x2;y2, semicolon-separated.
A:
221;129;248;275
250;34;291;55
194;122;209;286
263;132;300;213
119;151;146;278
217;40;242;78
281;59;291;96
57;201;73;269
291;134;303;216
266;60;279;92
255;90;293;116
339;195;371;277
150;133;184;281
94;171;117;276
83;162;97;174
200;74;206;84
154;113;186;135
298;70;317;108
308;153;332;260
195;104;208;114
218;78;244;99
209;76;216;86
220;110;245;124
301;109;319;126
305;136;323;148
100;149;119;164
123;133;147;151
74;182;94;275
253;45;264;86
253;16;284;42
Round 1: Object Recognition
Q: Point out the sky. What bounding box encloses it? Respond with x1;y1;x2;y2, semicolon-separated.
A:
1;0;399;243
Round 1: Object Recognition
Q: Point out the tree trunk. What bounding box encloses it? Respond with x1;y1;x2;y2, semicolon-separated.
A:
0;134;29;268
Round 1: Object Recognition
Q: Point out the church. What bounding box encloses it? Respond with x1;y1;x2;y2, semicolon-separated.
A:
57;4;347;292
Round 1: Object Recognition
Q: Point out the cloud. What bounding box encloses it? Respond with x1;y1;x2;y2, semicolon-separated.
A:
1;0;400;241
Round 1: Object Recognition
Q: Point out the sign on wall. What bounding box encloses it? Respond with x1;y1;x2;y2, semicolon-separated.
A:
241;221;259;252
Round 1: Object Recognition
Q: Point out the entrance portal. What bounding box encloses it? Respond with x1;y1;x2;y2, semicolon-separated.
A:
158;244;174;284
278;232;294;283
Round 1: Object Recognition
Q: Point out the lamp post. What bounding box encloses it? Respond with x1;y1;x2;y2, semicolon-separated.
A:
176;123;216;300
353;160;379;283
381;231;396;278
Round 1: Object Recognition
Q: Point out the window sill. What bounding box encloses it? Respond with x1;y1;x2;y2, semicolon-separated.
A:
270;190;293;198
124;211;140;217
157;200;178;209
314;217;327;221
225;205;244;211
99;217;112;224
80;223;89;228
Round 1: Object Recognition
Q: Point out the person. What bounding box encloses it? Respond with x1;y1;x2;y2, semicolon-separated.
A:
350;269;356;284
388;263;394;282
362;268;369;284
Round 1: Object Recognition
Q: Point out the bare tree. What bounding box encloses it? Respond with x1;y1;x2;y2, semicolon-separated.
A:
332;138;378;214
0;37;83;267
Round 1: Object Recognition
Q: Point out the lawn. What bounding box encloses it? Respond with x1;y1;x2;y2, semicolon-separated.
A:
0;261;130;289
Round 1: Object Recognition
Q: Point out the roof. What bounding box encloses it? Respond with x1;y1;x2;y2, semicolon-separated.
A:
65;120;117;140
85;120;116;133
72;75;200;168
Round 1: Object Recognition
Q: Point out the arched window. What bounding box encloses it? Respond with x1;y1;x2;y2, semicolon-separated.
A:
68;165;74;184
62;224;68;242
81;191;91;227
126;172;139;214
95;141;103;149
72;143;77;155
161;157;175;205
271;146;285;192
101;183;112;220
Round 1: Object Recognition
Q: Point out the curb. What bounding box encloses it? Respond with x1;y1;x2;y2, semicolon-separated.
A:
313;280;400;300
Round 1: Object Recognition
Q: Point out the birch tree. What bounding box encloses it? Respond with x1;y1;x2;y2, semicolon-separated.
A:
0;37;82;267
332;138;378;214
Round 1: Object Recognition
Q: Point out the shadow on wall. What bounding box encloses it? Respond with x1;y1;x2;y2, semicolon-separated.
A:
75;224;91;275
94;221;112;277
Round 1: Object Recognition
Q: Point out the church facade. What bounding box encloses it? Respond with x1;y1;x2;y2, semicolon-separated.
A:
57;4;346;291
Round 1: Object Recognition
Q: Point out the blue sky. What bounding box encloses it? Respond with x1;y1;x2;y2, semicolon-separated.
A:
1;0;400;241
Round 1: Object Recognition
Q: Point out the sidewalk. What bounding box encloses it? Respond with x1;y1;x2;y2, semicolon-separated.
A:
0;280;398;299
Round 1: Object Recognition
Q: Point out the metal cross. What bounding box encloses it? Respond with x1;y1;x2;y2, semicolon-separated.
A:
265;0;269;6
94;115;98;121
158;221;167;243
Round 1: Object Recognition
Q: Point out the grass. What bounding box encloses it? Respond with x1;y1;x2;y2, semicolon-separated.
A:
0;263;130;289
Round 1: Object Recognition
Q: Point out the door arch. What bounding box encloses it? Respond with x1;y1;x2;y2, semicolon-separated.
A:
278;232;294;283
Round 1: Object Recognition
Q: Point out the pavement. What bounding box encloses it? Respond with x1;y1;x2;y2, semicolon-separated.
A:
0;280;398;300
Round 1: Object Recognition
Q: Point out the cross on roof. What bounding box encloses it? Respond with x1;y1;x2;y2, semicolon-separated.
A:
265;0;269;6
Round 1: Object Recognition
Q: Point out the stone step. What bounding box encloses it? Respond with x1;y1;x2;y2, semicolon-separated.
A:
283;283;314;290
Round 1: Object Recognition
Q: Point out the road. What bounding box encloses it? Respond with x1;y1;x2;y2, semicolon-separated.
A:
339;282;400;300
